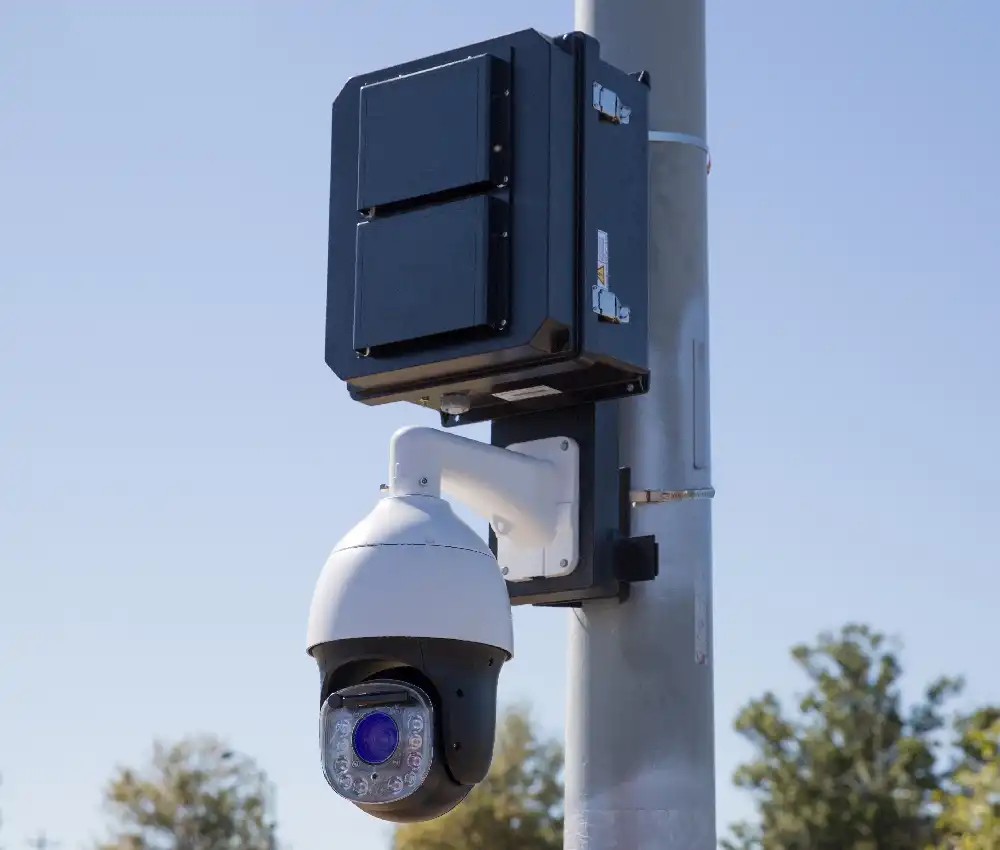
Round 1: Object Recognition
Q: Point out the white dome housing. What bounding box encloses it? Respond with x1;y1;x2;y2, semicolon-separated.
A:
306;493;514;656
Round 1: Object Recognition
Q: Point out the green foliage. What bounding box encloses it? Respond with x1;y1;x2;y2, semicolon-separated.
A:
722;623;965;850
96;735;279;850
933;711;1000;849
392;704;563;850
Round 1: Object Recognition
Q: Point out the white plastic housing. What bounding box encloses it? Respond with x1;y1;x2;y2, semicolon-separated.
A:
306;494;514;655
495;437;580;582
389;427;580;581
307;426;581;657
388;427;579;557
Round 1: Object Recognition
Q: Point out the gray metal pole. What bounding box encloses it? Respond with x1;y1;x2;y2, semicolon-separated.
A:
564;1;715;849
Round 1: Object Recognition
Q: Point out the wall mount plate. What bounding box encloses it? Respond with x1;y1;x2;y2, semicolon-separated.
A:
495;436;580;582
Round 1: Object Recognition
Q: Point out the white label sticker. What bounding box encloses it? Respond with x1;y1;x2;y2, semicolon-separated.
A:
597;229;609;289
493;385;562;402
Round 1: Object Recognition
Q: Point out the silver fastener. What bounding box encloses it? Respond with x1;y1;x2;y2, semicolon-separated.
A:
440;392;472;416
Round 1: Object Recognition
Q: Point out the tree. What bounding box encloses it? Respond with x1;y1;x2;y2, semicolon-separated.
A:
933;710;1000;849
723;623;966;850
392;704;563;850
96;734;279;850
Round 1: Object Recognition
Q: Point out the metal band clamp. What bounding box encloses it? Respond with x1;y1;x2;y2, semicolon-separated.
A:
630;487;715;506
648;130;711;173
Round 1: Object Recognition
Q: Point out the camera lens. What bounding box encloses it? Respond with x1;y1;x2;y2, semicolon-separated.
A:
352;711;399;765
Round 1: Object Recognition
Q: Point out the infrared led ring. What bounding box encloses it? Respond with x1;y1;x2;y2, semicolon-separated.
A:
320;680;434;805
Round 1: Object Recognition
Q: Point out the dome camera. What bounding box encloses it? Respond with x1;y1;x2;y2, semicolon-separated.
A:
307;426;580;822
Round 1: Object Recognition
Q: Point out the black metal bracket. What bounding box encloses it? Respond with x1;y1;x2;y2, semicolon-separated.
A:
612;465;658;584
492;402;658;607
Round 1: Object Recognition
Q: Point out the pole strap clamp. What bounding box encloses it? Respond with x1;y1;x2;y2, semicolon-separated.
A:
648;130;711;173
630;487;716;505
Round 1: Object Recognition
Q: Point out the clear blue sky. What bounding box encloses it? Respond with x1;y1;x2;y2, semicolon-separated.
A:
2;2;998;848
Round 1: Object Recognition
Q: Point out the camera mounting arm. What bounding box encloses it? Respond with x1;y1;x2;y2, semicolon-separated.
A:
388;426;580;573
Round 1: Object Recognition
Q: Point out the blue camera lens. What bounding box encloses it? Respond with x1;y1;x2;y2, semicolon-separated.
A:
353;712;399;765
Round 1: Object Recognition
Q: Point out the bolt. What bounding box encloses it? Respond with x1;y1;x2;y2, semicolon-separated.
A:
441;392;472;416
501;567;509;576
502;230;508;237
499;319;507;329
493;144;503;152
561;440;569;451
504;89;510;96
560;559;569;568
626;383;635;393
419;477;428;487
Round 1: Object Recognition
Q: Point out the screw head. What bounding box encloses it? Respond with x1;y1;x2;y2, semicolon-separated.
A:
499;319;507;329
626;383;635;393
561;440;569;451
440;392;472;416
419;477;428;487
559;559;569;568
501;567;509;576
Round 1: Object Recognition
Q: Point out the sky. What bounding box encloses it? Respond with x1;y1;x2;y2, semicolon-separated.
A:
1;1;999;848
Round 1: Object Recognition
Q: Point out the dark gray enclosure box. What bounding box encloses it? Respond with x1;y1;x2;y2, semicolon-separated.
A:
326;30;650;426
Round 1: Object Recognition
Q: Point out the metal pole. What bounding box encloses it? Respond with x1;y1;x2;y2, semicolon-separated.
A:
564;1;715;848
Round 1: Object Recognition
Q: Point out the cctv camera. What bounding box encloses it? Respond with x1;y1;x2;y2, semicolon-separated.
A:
306;426;579;822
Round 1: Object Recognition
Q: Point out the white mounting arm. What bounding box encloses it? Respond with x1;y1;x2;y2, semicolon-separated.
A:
388;426;580;577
